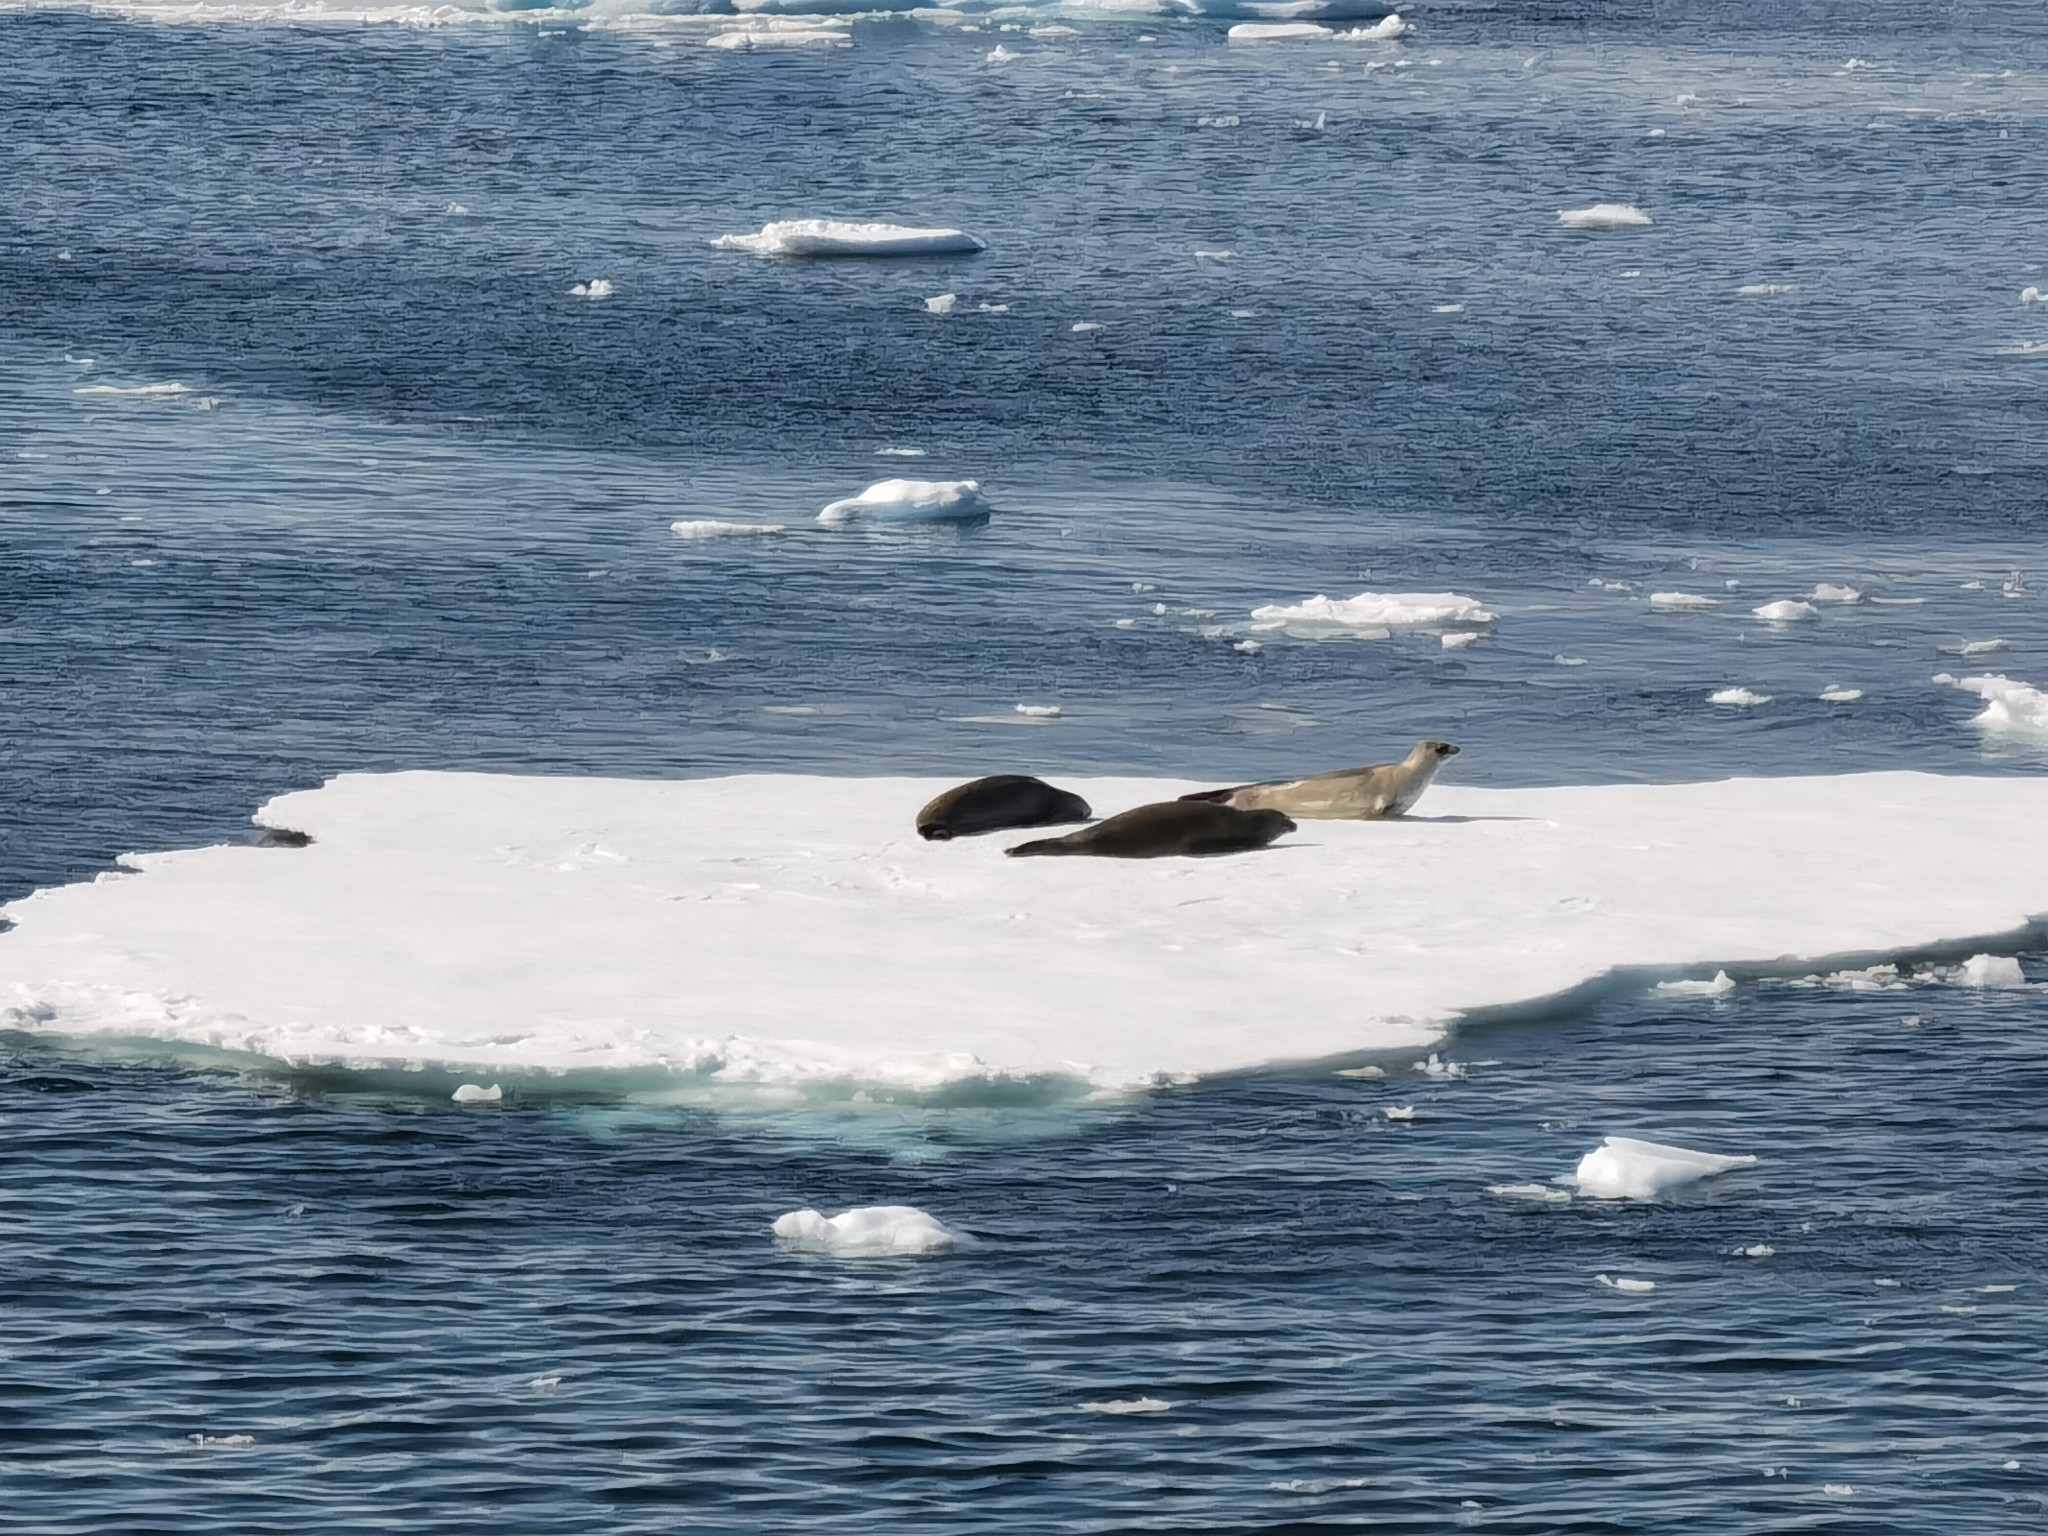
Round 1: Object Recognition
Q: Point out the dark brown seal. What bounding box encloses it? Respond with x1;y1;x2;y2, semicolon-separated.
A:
1006;801;1296;859
916;775;1093;841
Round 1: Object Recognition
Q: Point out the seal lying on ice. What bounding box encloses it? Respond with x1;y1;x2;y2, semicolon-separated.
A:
1006;801;1295;859
916;775;1093;841
1179;740;1460;820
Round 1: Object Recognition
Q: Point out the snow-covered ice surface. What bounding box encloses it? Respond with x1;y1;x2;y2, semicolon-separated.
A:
816;478;991;526
1248;590;1496;636
712;220;984;258
5;770;2048;1089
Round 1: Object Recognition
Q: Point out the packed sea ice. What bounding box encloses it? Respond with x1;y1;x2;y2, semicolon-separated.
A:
771;1205;957;1255
711;220;985;258
1573;1136;1757;1200
816;478;992;526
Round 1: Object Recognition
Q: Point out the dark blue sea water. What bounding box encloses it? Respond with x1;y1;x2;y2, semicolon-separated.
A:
3;2;2047;1528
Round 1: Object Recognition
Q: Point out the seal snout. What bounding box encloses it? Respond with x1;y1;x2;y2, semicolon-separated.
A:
919;825;954;842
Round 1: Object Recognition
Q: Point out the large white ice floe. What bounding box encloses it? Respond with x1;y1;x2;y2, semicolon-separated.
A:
5;771;2048;1091
1934;673;2048;739
816;478;991;526
771;1205;957;1255
711;220;984;258
1573;1136;1756;1200
1558;203;1653;229
1248;590;1496;637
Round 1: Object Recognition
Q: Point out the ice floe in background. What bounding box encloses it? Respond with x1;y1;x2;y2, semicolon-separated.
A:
451;1082;503;1102
712;220;984;258
817;478;992;526
705;19;848;47
6;771;2048;1090
671;519;788;539
1654;970;1735;998
1247;590;1496;638
1226;12;1408;42
1934;673;2048;738
75;381;194;397
1752;599;1819;623
1558;203;1653;229
1573;1136;1756;1200
771;1205;957;1255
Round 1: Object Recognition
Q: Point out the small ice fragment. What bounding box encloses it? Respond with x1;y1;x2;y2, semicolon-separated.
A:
1737;283;1796;297
189;1434;255;1448
1413;1053;1466;1079
2005;1460;2022;1471
976;302;1009;314
1958;638;2008;655
1385;1105;1417;1121
1071;321;1103;333
925;293;958;315
818;478;991;527
1233;639;1263;654
1014;703;1061;718
1441;631;1479;649
1823;1485;1855;1498
1875;1278;1901;1288
1554;654;1587;666
74;382;193;397
2023;286;2046;304
1250;591;1496;633
1596;1274;1657;1292
1432;302;1464;314
1152;603;1169;616
1958;953;2026;989
1573;1135;1757;1200
529;1375;561;1393
986;43;1016;61
1621;268;1643;277
1975;1284;2018;1293
1341;14;1411;41
1080;1397;1171;1414
1819;687;1864;703
1194;248;1235;262
1708;687;1771;707
1196;115;1241;129
1810;583;1862;604
1029;24;1078;37
1488;1183;1571;1204
1113;618;1137;629
671;520;787;540
1334;1065;1385;1079
1650;591;1718;609
1226;22;1334;43
445;202;470;215
452;1083;502;1103
1655;970;1735;997
714;221;983;258
1753;599;1820;623
2003;571;2027;597
570;279;614;299
772;1205;957;1255
1558;203;1652;229
1738;1244;1776;1258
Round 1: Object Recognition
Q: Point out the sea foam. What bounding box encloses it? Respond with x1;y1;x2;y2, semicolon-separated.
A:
712;220;984;258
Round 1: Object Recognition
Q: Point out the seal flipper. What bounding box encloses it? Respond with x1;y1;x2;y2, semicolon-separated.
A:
1177;785;1247;806
1005;835;1079;857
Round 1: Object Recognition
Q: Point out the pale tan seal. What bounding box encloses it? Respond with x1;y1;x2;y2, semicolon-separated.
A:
1179;740;1461;820
917;775;1093;841
1006;801;1295;859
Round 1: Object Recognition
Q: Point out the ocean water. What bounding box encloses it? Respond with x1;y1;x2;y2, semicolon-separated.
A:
3;1;2048;1527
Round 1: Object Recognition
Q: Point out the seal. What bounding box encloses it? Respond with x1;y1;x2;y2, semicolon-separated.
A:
1180;739;1461;820
1006;801;1296;859
916;774;1093;841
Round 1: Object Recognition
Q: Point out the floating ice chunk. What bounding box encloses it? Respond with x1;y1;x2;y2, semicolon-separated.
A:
570;279;614;299
713;221;984;258
1655;969;1734;997
1014;703;1061;718
1737;1244;1776;1258
1819;687;1864;703
1708;687;1771;707
1227;22;1334;42
1030;24;1079;37
2022;286;2046;304
1080;1397;1171;1414
1194;248;1235;262
1340;14;1411;40
1414;1053;1466;1079
1071;321;1104;333
976;302;1009;314
671;520;787;540
876;446;926;457
706;25;850;50
451;1082;502;1102
1249;590;1496;635
1558;203;1652;229
2004;571;2028;598
1433;302;1465;314
1596;1274;1657;1292
817;478;991;527
1737;283;1796;298
1958;953;2026;989
924;293;958;315
529;1375;561;1393
1957;639;2009;656
986;43;1017;61
1272;1477;1374;1494
1554;655;1587;667
188;1434;255;1449
1334;1064;1384;1079
772;1205;957;1255
1810;583;1862;604
1488;1183;1571;1204
1196;114;1241;128
1998;341;2048;357
1823;1485;1855;1498
1233;639;1263;654
1441;632;1479;649
1935;673;2048;738
74;382;192;396
1385;1105;1417;1121
1650;591;1719;609
444;202;470;216
1753;600;1820;623
1573;1135;1757;1200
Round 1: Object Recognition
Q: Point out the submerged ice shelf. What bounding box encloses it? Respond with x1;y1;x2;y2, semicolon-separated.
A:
3;772;2048;1090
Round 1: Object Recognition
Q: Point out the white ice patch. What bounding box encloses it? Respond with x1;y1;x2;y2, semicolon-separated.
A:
1441;631;1479;649
713;221;984;258
1737;1244;1776;1259
1820;687;1864;703
9;772;2048;1088
1809;584;1863;604
74;382;193;397
1596;1274;1658;1292
2025;286;2047;305
1227;21;1333;41
1935;673;2048;739
1708;687;1771;707
1650;591;1719;610
924;293;958;315
1954;639;2008;657
670;520;788;540
1958;953;2027;989
1249;590;1496;636
707;24;850;49
1014;703;1061;718
451;1082;502;1102
817;478;991;526
1488;1183;1571;1204
1737;283;1796;297
772;1205;956;1255
1558;203;1653;229
1341;14;1411;40
1753;600;1820;623
570;279;614;299
1573;1136;1756;1201
1080;1396;1172;1414
1655;970;1734;998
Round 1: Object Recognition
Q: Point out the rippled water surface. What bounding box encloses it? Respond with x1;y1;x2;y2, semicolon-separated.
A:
4;0;2048;1527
